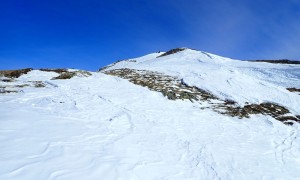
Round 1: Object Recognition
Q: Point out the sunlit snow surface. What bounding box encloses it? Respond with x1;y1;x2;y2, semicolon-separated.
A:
1;49;300;179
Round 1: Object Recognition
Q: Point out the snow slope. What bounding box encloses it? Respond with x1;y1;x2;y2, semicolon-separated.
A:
104;49;300;114
1;49;300;180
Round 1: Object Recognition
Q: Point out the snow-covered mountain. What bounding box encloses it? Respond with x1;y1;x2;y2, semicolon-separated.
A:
1;48;300;179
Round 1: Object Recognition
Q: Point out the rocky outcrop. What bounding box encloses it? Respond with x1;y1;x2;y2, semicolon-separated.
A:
250;59;300;64
51;70;91;80
39;68;68;73
287;87;300;93
215;102;299;125
0;68;33;78
157;48;186;58
104;68;217;102
104;68;300;125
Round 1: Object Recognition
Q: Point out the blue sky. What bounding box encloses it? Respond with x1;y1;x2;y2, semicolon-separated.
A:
1;0;300;70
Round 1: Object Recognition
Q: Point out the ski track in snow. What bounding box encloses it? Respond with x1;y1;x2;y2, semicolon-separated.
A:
1;50;300;179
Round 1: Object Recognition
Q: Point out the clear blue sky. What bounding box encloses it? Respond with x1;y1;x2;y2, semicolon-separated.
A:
1;0;300;70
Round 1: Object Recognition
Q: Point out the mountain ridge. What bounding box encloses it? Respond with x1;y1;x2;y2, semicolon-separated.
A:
1;48;300;179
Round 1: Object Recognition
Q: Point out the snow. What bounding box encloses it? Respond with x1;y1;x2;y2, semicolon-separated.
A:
18;70;60;81
1;49;300;179
105;49;300;113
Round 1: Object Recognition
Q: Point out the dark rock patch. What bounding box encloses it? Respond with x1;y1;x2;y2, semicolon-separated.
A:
104;68;300;125
0;81;46;93
287;87;300;93
216;102;300;125
0;88;18;94
215;102;300;124
29;81;46;88
0;68;33;78
0;78;14;82
126;60;137;62
157;48;186;58
14;84;30;88
52;72;76;80
104;68;217;102
39;68;68;74
51;70;91;80
250;59;300;65
224;99;236;105
277;116;300;124
99;60;124;72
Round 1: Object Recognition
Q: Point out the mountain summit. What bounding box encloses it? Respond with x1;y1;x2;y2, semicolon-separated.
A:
1;48;300;179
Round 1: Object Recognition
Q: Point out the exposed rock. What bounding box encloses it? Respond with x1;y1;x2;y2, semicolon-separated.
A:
287;87;300;93
276;116;300;125
51;70;91;80
0;68;33;78
104;68;217;102
215;102;300;125
98;60;124;72
0;80;47;93
0;88;18;94
157;48;187;58
52;72;77;80
14;84;30;88
0;78;14;82
29;81;46;88
104;68;300;125
39;68;68;74
250;59;300;64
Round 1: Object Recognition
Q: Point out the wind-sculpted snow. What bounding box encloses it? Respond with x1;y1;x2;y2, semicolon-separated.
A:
1;49;300;179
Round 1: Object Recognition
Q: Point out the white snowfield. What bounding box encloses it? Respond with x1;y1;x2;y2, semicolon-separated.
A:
1;48;300;180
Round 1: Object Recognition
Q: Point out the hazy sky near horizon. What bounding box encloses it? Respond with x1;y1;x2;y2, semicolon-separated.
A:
1;0;300;70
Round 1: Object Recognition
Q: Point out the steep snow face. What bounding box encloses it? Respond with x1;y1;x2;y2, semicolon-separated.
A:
104;48;300;114
1;49;300;180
